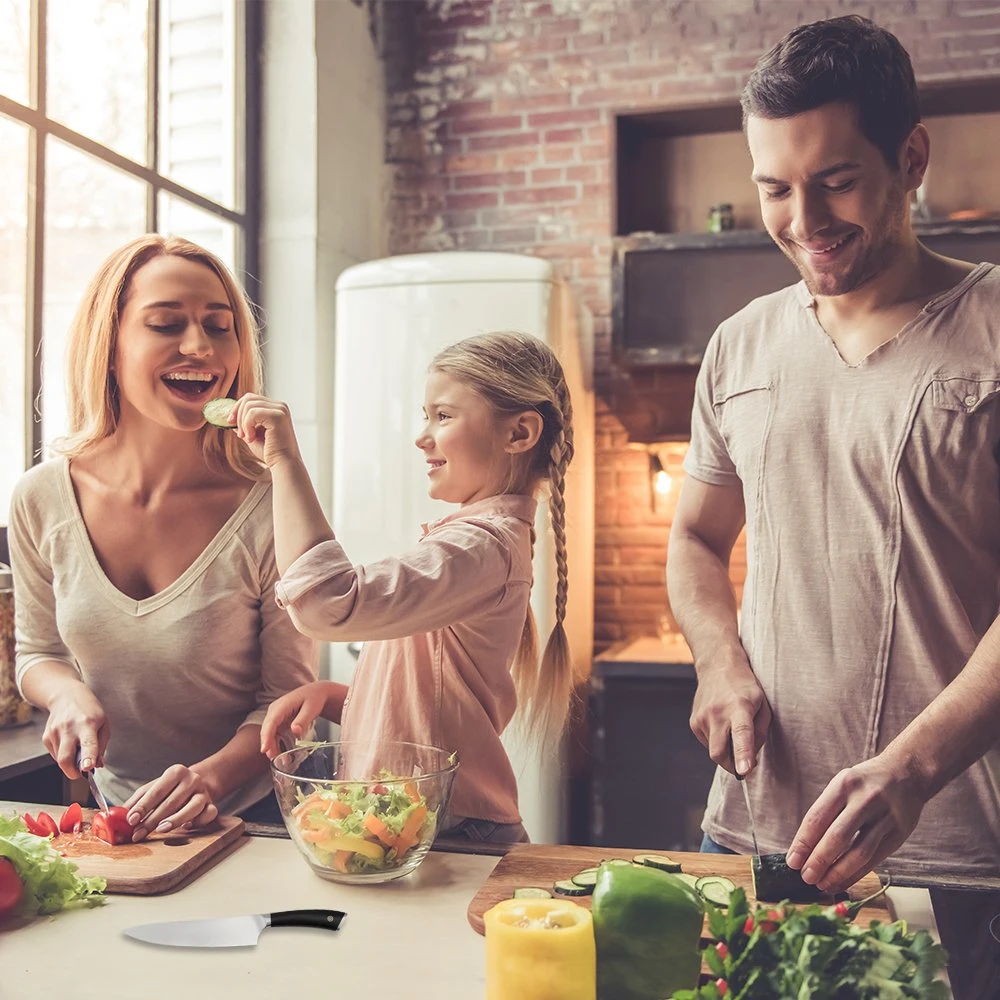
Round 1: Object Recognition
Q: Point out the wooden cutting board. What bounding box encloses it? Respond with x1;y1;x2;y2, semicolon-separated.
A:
52;810;247;895
467;844;892;935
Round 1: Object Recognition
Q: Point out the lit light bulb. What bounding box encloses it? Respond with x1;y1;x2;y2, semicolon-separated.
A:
654;469;672;495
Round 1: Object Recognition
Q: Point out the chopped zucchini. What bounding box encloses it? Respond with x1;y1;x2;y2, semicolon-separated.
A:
751;852;826;903
513;886;552;899
202;398;237;427
632;853;683;873
694;875;736;908
571;867;599;888
553;878;591;897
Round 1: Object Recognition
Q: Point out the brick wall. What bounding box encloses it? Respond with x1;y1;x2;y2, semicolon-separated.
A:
382;0;1000;650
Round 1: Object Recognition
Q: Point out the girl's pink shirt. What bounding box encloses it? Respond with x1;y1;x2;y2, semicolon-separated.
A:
273;494;536;823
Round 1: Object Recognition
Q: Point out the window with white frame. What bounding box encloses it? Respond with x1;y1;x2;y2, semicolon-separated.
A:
0;0;256;521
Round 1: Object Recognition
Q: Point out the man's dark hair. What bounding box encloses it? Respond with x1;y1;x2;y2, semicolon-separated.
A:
741;15;920;168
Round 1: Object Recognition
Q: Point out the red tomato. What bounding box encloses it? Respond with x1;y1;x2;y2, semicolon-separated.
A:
21;813;45;837
743;916;755;934
833;901;850;919
91;806;132;846
34;812;59;838
715;941;729;960
59;802;84;834
371;784;389;795
0;858;24;921
714;979;729;997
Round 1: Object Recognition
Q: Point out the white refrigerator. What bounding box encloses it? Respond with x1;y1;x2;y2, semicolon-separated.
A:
329;251;594;844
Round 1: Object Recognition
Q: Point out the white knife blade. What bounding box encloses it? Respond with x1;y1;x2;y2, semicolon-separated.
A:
124;909;346;948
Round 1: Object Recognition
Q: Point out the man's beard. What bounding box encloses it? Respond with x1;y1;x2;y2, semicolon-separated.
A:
778;181;908;297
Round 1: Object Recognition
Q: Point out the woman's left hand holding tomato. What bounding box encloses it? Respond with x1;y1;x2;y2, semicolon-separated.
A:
122;764;219;842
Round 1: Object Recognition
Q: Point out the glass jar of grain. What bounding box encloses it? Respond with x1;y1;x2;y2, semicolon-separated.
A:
0;563;32;728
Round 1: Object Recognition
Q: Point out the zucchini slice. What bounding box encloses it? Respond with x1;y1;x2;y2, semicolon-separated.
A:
751;852;826;903
674;872;702;891
571;867;599;888
695;875;736;908
513;886;552;899
202;398;237;427
632;853;683;873
553;878;591;897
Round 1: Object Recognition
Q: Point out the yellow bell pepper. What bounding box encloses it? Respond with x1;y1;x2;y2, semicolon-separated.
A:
484;898;596;1000
314;834;385;861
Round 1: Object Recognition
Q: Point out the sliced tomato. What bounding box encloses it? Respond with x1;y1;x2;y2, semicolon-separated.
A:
21;813;45;837
34;812;59;838
91;806;132;846
59;802;84;834
0;858;24;921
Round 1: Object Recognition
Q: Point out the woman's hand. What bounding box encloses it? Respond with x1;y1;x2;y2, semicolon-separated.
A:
42;682;110;779
123;764;219;842
233;393;302;470
259;682;332;759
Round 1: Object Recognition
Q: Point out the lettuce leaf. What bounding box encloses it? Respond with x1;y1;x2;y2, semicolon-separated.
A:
0;813;106;917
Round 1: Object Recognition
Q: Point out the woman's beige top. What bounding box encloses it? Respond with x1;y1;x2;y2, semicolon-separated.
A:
275;494;536;824
9;459;317;815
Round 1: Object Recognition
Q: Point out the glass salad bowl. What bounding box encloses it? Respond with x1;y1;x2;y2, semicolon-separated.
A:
271;741;459;885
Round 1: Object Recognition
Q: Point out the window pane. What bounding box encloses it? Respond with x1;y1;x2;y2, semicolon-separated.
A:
159;191;236;272
0;116;28;521
0;0;31;105
159;0;237;208
47;0;148;164
43;138;147;450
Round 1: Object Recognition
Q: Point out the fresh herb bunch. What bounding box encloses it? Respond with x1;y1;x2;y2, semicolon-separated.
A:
671;887;950;1000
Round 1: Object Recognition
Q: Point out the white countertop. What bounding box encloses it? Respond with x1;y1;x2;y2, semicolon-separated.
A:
6;820;497;999
3;798;949;999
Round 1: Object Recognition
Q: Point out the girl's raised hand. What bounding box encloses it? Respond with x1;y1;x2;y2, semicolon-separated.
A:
233;393;302;470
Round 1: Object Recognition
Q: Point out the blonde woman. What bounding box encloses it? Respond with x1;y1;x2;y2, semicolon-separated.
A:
9;236;316;840
250;332;575;845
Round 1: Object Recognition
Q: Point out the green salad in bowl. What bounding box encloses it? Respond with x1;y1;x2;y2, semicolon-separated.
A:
271;742;459;884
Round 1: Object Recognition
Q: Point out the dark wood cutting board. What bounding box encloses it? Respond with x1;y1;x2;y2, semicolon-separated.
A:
467;844;891;936
52;809;246;894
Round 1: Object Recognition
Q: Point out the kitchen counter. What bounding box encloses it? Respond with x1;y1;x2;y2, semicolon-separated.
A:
4;799;996;999
0;710;49;782
594;634;694;679
3;799;496;999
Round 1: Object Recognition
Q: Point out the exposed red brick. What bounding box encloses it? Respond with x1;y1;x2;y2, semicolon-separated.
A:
544;127;584;144
449;114;523;135
468;131;543;151
453;170;526;189
444;152;500;174
446;190;499;210
502;184;578;205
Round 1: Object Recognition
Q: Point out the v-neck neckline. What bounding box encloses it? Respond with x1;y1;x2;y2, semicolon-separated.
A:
60;458;268;615
799;262;993;370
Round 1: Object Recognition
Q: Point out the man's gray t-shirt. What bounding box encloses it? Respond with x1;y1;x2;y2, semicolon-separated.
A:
685;262;1000;878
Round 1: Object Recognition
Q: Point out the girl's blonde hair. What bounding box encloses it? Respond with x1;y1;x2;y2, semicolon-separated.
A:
430;331;575;744
57;234;265;481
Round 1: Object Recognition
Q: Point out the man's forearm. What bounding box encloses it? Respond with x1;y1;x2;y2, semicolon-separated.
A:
268;457;335;574
667;530;747;675
883;617;1000;800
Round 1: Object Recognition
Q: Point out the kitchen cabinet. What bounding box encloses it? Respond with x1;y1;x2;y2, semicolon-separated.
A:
589;636;715;853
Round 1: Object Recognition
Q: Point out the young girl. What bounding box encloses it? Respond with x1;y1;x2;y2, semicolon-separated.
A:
10;235;316;840
246;332;574;842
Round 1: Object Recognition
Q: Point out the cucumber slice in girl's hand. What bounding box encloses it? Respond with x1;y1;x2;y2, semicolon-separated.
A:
203;398;237;427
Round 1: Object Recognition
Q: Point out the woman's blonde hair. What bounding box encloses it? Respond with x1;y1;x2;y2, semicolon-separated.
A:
430;331;574;744
57;234;264;481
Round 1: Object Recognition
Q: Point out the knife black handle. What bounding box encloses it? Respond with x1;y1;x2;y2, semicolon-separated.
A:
269;909;346;932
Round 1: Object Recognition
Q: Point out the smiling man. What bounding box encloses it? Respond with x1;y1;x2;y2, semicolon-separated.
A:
667;15;1000;889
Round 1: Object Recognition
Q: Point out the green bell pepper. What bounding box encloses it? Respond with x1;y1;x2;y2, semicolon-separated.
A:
591;860;705;1000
